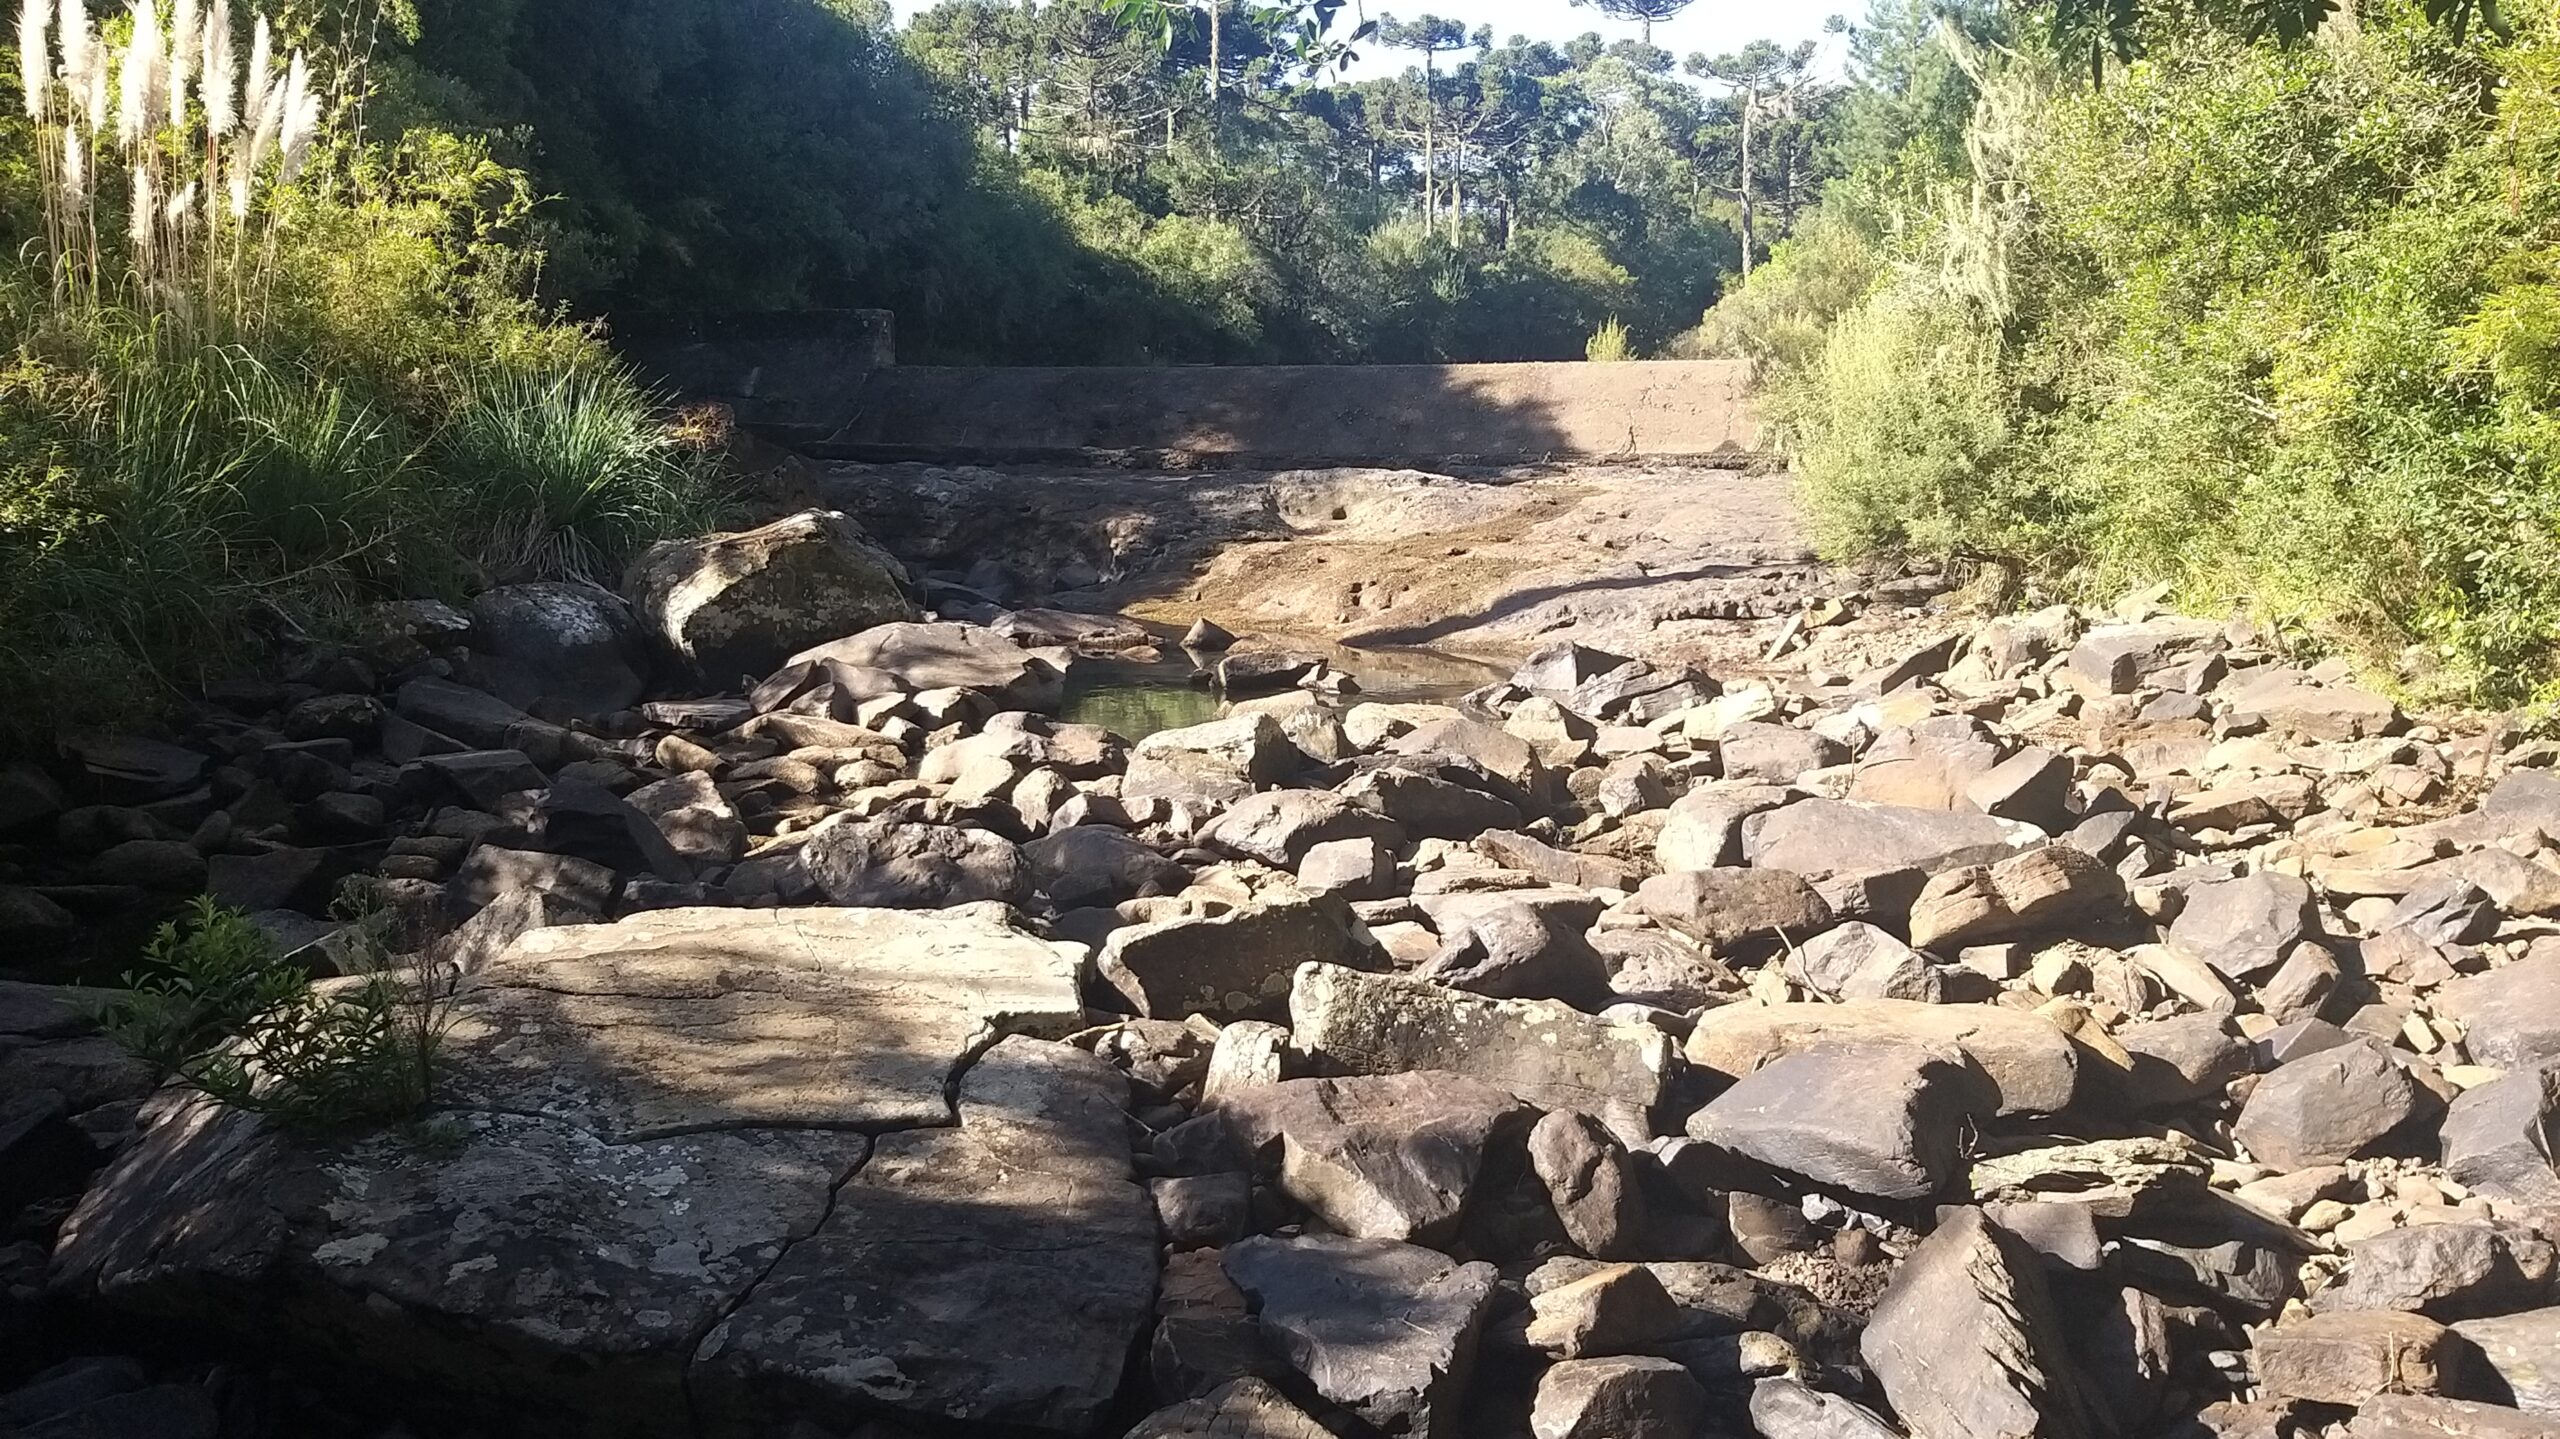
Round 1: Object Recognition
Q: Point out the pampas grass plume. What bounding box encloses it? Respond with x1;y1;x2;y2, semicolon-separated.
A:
115;0;158;148
198;0;228;133
54;0;83;90
19;0;50;121
127;154;153;249
164;0;190;129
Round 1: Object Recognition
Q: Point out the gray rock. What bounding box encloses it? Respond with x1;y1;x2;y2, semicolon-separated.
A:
2233;1039;2426;1171
1966;746;2074;831
2316;1222;2556;1322
1748;1376;1903;1439
627;510;917;684
1338;759;1524;839
1744;800;2046;917
1200;789;1407;869
2385;875;2501;947
1906;844;2125;952
2258;1309;2477;1407
1415;902;1613;1005
2442;1067;2560;1207
2261;941;2347;1026
1475;830;1637;892
1523;1262;1687;1357
2168;873;2317;981
450;845;614;918
1653;783;1789;871
1022;826;1188;907
2448;1307;2560;1415
791;619;1066;711
86;838;207;891
1716;722;1847;784
1290;964;1682;1138
2115;1014;2252;1110
463;582;650;721
1101;892;1367;1022
624;771;748;868
418;748;550;807
1531;1356;1706;1439
1128;714;1296;803
1861;1208;2098;1439
1222;1234;1499;1439
1634;868;1834;953
1687;1041;1977;1200
2437;946;2560;1071
2349;1394;2560;1439
1125;1378;1330;1439
1216;1071;1528;1243
2066;618;2225;693
2222;666;2400;742
438;906;1086;1139
1526;1108;1662;1264
1299;836;1396;900
1685;999;2077;1116
801;817;1029;908
693;1038;1155;1436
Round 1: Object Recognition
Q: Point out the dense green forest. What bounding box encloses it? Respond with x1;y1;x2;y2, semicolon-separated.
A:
372;0;1828;363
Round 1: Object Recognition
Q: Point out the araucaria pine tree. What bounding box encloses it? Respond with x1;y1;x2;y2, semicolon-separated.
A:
18;0;324;320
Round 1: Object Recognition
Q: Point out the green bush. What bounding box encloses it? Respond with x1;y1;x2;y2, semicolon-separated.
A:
1734;4;2560;703
93;898;449;1134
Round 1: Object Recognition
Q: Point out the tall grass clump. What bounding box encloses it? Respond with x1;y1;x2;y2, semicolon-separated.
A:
0;0;711;737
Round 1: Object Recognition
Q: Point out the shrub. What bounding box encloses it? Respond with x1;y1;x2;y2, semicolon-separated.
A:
93;897;452;1133
1585;316;1633;362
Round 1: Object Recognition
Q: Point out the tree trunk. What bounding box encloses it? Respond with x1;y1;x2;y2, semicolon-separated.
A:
1737;88;1757;284
1423;54;1437;237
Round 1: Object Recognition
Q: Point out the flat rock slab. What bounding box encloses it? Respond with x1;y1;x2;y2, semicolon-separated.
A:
1289;963;1682;1137
440;905;1087;1141
1223;1234;1498;1439
52;1095;862;1439
1684;999;2078;1117
693;1038;1158;1436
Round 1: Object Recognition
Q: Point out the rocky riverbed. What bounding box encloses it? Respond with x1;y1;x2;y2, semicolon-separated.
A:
6;501;2560;1439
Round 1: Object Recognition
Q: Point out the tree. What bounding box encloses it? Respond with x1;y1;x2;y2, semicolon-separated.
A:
1689;39;1819;285
1566;0;1697;46
1375;13;1471;235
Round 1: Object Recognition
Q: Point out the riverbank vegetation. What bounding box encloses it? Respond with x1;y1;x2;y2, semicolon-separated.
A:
1699;0;2560;702
0;2;713;736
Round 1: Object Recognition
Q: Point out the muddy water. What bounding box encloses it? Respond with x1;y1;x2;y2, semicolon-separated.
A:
1058;635;1508;740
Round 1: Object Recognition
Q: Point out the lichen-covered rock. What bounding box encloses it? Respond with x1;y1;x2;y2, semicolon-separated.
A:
462;582;651;721
692;1038;1158;1436
625;510;917;684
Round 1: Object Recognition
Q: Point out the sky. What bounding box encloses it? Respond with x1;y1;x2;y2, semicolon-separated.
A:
881;0;1854;84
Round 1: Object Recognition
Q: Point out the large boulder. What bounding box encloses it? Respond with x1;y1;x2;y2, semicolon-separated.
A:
1215;1072;1529;1243
1222;1235;1499;1439
1685;999;2079;1117
1743;801;2046;917
625;510;916;685
2168;873;2319;982
1861;1208;2099;1439
1290;964;1682;1138
1200;790;1406;869
2442;1068;2560;1206
801;817;1030;909
2435;946;2560;1070
1686;1042;1980;1201
1100;892;1368;1021
461;582;652;721
1633;870;1834;953
53;907;1092;1438
2233;1039;2427;1172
